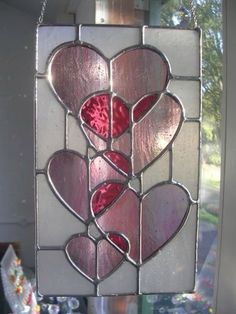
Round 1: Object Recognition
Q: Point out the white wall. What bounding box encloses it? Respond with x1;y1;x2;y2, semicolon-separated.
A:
0;1;35;267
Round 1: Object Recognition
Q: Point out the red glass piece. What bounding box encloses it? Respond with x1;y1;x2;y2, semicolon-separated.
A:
104;151;130;175
108;233;129;253
112;96;129;137
97;239;124;279
133;94;183;174
66;236;96;280
92;182;124;215
97;189;140;262
81;94;109;139
142;184;190;261
133;94;160;122
48;151;88;221
49;45;109;115
90;156;126;189
112;47;168;103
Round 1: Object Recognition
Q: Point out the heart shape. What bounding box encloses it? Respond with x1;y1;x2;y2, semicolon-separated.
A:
47;150;89;221
65;233;129;281
94;183;190;264
80;92;183;175
48;44;109;116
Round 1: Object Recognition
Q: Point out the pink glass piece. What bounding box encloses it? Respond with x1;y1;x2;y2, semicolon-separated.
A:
133;94;160;122
97;189;140;263
142;183;190;261
112;47;168;103
97;239;124;279
49;45;109;115
92;182;124;215
108;233;129;253
82;125;107;151
104;151;130;175
133;94;183;174
48;151;88;220
112;132;131;156
81;94;109;139
112;96;129;137
90;156;126;189
66;236;96;280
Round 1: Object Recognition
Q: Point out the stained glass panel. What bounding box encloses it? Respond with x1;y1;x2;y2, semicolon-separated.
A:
36;25;201;296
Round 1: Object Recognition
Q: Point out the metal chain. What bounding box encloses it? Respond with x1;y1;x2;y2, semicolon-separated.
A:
189;0;198;28
38;0;48;24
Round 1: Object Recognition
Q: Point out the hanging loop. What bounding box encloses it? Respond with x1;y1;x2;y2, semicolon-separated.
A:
38;0;48;24
189;0;198;28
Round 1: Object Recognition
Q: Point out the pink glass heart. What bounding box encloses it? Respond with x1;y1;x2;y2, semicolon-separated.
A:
66;234;128;280
48;44;109;115
47;151;89;221
142;183;190;261
133;93;183;175
112;47;169;103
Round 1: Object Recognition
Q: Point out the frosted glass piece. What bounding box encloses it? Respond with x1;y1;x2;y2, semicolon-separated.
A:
68;115;87;155
129;177;140;193
81;26;140;58
140;205;197;293
98;262;137;295
144;28;200;76
36;79;64;169
37;175;86;246
143;152;169;192
37;250;94;295
168;80;200;118
173;122;200;199
37;26;76;73
88;223;102;239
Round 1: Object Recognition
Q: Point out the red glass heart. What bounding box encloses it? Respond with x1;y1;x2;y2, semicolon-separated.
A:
81;94;129;140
